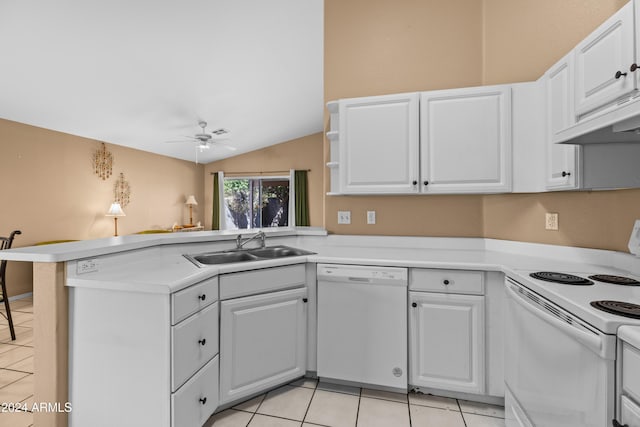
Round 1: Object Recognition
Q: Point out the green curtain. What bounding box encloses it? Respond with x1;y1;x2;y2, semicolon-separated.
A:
212;172;220;230
294;170;310;226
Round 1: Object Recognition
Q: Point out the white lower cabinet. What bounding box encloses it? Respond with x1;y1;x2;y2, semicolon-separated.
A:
68;275;219;427
220;287;307;405
172;356;219;427
409;289;485;395
617;329;640;427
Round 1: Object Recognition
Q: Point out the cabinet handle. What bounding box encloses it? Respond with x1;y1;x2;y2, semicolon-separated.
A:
612;420;628;427
303;298;308;303
616;70;628;79
631;63;639;72
198;339;206;346
199;397;207;405
412;180;418;186
443;279;450;285
423;181;429;186
411;302;417;308
198;294;206;301
561;171;571;177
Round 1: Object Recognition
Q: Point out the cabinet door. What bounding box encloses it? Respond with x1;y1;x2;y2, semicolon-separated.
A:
574;1;635;118
338;93;420;194
420;86;511;194
220;287;307;405
409;292;485;394
546;52;580;190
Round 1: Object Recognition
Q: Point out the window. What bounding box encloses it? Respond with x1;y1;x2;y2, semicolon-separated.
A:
223;176;290;230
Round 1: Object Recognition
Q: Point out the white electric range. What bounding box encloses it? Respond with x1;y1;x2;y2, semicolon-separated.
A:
505;268;640;427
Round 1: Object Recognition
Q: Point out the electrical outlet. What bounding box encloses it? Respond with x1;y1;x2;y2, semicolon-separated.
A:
337;211;351;224
367;211;376;224
545;213;559;231
77;258;98;274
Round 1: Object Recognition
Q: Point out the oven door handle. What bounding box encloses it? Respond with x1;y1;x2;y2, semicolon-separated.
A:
506;283;603;355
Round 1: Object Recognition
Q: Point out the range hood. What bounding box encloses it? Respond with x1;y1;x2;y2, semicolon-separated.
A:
556;95;640;144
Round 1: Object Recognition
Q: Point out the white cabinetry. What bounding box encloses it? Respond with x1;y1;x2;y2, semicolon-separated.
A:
420;86;512;193
219;265;307;405
333;93;420;194
546;52;580;190
574;0;636;119
327;85;512;195
409;269;485;395
69;275;219;427
616;327;640;427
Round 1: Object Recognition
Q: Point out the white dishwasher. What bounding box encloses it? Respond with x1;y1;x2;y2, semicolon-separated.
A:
317;264;408;390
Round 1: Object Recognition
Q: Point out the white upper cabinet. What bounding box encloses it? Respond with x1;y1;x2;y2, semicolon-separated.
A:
420;86;512;194
337;93;420;194
546;52;580;190
574;0;635;118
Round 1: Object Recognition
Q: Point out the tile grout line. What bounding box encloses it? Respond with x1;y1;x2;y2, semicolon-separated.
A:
300;380;318;426
457;399;469;427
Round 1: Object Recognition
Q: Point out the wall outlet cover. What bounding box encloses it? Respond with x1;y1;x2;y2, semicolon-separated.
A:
337;211;351;224
545;213;559;231
628;219;640;256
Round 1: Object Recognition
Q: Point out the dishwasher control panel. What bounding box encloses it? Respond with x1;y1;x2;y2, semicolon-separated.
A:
317;264;408;285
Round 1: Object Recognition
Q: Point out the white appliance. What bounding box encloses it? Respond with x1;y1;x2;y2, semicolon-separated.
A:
316;264;408;390
505;277;617;427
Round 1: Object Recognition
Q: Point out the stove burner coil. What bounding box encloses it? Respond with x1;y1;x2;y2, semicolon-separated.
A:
588;275;640;286
590;300;640;319
530;272;594;286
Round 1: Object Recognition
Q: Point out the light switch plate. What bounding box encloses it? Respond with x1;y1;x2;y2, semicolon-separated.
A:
367;211;376;224
337;211;351;224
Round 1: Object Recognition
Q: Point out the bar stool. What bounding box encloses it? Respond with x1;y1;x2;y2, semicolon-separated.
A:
1;230;22;341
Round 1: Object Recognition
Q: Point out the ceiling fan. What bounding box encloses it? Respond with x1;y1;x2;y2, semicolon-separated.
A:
165;121;236;163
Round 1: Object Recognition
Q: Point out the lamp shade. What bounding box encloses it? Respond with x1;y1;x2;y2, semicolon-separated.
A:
106;202;126;217
185;195;198;206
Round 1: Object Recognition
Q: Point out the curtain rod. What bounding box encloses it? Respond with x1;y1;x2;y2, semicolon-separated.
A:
210;169;310;175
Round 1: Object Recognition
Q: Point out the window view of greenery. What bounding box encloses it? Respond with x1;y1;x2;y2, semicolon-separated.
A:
224;178;290;229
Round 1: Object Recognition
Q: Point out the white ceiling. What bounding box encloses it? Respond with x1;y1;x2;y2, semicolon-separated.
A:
0;0;324;164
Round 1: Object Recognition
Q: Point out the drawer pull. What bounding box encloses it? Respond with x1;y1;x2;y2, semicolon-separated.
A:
443;279;450;285
411;302;417;308
198;294;206;301
303;298;308;303
198;339;206;346
199;397;207;405
616;70;628;79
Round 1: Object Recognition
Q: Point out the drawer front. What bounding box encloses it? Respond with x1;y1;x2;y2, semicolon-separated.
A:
410;268;484;294
172;355;219;427
172;276;218;325
621;395;640;427
220;263;306;300
623;342;640;402
172;303;219;391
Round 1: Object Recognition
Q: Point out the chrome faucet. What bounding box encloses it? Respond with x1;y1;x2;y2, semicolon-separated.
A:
235;231;266;250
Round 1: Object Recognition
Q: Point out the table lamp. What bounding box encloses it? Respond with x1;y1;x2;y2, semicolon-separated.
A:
185;195;198;227
106;202;126;236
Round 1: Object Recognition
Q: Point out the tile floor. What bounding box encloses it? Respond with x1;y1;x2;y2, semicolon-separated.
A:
206;379;506;427
0;296;34;427
0;297;506;427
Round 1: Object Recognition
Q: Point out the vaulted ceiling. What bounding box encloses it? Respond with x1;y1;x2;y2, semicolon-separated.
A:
0;0;324;163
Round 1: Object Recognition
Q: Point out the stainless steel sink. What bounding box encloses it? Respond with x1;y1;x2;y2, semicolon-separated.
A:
185;245;315;267
247;245;315;259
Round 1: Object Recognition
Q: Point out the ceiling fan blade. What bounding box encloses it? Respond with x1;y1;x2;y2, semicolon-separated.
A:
213;143;237;151
164;136;198;144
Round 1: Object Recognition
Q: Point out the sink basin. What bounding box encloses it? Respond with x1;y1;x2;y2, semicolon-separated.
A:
185;245;315;267
247;245;316;258
189;251;259;265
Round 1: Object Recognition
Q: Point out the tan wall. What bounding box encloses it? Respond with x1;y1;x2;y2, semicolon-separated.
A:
203;133;324;229
481;0;638;252
482;0;628;85
0;119;204;296
324;0;486;236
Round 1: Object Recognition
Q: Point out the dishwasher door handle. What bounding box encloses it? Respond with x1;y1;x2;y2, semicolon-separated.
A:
347;276;371;282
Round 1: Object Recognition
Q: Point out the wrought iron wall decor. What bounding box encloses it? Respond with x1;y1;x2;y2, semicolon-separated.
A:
93;142;113;180
114;173;131;207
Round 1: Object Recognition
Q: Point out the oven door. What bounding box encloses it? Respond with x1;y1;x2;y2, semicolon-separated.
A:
505;278;616;427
